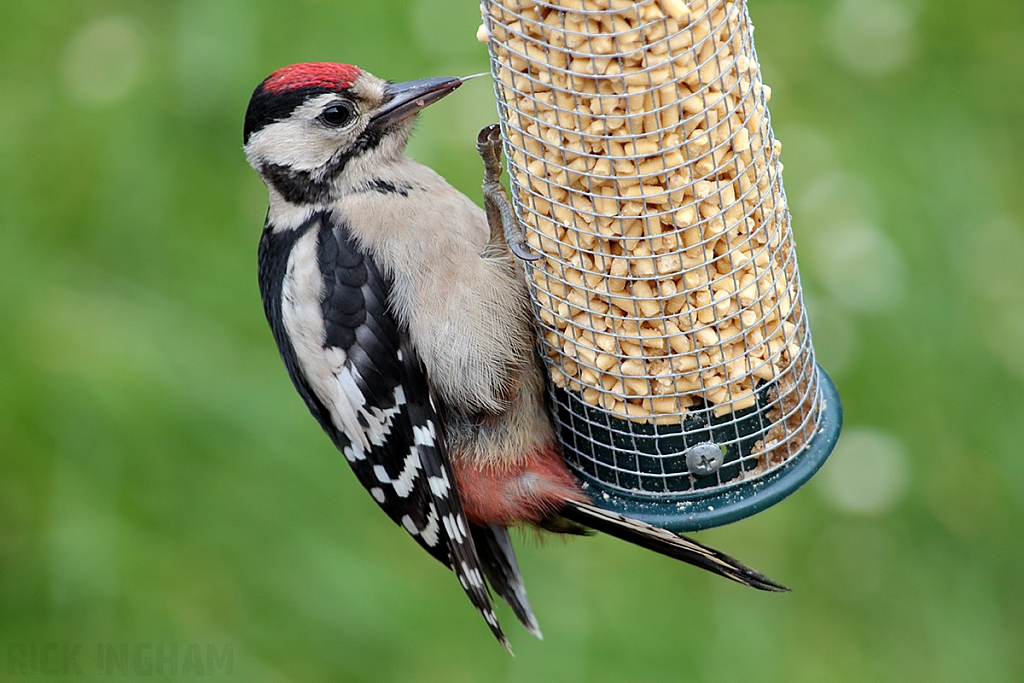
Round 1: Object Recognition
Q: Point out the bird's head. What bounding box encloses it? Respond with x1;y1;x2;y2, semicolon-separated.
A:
243;63;464;204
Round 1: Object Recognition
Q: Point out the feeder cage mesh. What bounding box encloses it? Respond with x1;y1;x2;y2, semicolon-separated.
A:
481;0;827;513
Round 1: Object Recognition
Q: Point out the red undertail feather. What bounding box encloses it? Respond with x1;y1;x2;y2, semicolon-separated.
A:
454;444;588;526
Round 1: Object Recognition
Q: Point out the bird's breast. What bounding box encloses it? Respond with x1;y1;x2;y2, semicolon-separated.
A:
335;172;531;415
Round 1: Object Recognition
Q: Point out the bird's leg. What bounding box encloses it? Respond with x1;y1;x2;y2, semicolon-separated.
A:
477;124;541;262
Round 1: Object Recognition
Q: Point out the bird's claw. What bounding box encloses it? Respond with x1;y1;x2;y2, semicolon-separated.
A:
477;124;541;262
510;240;543;261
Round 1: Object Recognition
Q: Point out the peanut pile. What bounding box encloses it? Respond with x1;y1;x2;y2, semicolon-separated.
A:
483;0;813;430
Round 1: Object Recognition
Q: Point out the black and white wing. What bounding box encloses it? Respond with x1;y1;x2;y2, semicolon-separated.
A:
258;211;509;649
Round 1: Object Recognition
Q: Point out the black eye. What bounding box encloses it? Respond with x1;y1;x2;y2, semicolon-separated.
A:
320;102;355;127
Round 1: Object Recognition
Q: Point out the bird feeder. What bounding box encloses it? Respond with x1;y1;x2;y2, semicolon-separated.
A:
481;0;842;531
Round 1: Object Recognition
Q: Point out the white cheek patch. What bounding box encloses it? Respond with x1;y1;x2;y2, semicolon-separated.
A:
245;94;355;172
246;121;338;171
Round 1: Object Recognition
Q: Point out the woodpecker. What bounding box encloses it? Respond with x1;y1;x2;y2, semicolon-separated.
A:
244;62;785;651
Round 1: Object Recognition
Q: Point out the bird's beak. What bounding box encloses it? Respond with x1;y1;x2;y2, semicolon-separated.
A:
372;76;465;129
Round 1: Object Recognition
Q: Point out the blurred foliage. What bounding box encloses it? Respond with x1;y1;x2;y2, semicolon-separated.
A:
1;0;1023;681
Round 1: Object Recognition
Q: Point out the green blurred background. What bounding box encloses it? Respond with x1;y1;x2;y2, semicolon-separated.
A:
2;0;1022;680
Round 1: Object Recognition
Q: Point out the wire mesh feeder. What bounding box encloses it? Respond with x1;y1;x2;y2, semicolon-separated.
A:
481;0;841;531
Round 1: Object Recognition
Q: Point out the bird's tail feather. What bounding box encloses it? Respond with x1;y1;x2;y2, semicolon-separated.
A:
559;500;788;592
472;524;543;640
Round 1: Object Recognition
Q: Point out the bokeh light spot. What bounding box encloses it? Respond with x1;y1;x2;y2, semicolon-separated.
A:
826;0;918;76
797;170;880;233
61;16;144;105
812;220;906;313
819;427;910;514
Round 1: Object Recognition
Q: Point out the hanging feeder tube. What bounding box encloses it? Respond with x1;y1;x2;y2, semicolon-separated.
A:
481;0;842;532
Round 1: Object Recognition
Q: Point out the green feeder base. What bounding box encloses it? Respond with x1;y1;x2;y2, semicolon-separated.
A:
570;366;842;533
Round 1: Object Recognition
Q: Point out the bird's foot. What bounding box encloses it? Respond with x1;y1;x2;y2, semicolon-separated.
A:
477;124;541;262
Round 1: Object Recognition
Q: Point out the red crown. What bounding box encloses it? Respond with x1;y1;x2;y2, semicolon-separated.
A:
263;63;362;93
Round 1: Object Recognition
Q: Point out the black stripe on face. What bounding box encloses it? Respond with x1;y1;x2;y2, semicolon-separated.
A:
254;127;389;206
259;163;334;206
244;85;332;145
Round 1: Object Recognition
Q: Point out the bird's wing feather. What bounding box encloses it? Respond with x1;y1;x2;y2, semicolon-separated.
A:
258;211;508;650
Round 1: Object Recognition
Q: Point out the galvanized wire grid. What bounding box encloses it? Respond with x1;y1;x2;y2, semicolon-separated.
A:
482;0;821;496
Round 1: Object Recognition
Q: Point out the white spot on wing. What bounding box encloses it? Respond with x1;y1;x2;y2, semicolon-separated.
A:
461;562;484;588
370;487;386;503
443;514;464;543
323;346;347;368
335;366;371;448
366;402;402;446
334;366;406;449
421;504;440;546
393;449;421;497
373;450;422;498
413;425;434;446
401;515;418;535
428;471;450;498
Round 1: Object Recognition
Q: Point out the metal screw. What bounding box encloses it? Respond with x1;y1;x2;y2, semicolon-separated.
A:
685;442;724;476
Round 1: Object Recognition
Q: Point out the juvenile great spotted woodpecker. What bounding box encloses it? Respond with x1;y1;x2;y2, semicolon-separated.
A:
244;62;785;651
